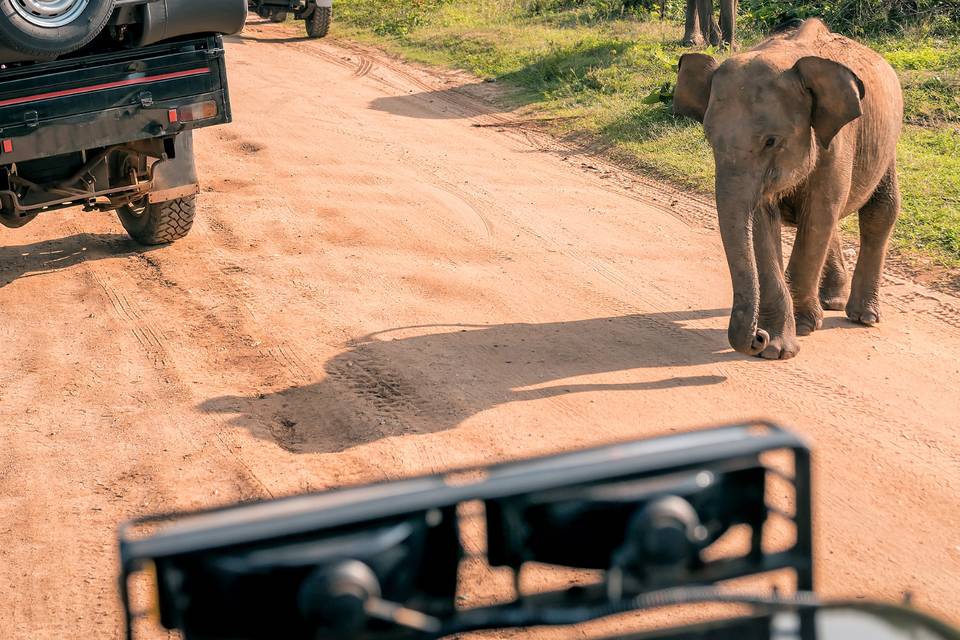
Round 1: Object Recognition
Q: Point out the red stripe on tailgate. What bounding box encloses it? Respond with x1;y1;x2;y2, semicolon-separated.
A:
0;67;211;109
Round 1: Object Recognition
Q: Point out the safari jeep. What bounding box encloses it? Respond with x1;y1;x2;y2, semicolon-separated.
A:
248;0;333;38
0;0;247;244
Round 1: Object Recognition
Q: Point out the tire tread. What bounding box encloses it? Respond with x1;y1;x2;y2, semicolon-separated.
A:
119;196;197;245
306;6;331;38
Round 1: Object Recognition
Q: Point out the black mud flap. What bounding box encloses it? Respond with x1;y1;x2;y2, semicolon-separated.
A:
148;132;199;203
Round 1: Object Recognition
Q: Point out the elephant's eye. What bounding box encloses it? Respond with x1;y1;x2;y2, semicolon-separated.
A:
764;136;778;149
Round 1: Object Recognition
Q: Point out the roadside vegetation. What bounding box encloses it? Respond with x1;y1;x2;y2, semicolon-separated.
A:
335;0;960;267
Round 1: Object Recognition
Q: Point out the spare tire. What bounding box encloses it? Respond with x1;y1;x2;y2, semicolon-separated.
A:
0;0;116;59
136;0;247;48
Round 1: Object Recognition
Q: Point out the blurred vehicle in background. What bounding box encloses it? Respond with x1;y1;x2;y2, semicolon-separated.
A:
248;0;332;38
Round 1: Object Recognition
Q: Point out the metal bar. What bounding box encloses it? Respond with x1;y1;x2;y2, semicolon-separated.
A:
0;181;147;213
793;446;815;591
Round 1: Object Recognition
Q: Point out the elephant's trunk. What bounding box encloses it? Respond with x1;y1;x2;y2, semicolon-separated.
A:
716;175;768;356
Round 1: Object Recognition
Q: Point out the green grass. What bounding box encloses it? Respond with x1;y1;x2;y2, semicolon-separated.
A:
897;128;960;259
336;0;960;266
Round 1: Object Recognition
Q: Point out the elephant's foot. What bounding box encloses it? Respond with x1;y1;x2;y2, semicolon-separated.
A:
846;296;881;326
820;294;848;311
820;273;850;311
819;278;850;311
794;301;824;336
758;332;800;360
820;235;849;311
756;307;799;360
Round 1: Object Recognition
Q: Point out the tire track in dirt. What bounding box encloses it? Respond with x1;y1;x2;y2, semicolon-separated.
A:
174;201;322;387
417;179;494;240
190;200;457;466
353;55;374;78
89;272;167;362
327;38;718;231
113;199;450;471
882;276;960;333
256;32;706;248
134;245;317;388
188;42;495;473
62;224;280;500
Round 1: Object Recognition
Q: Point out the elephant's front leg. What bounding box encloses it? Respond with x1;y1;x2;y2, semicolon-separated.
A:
754;205;799;359
787;191;846;336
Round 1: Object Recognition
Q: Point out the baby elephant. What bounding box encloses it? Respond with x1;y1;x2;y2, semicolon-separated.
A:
673;19;903;359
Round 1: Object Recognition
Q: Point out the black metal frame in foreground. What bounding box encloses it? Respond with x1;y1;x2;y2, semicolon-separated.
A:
118;422;814;639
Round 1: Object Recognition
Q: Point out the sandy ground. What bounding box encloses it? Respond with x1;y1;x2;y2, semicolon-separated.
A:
0;18;958;639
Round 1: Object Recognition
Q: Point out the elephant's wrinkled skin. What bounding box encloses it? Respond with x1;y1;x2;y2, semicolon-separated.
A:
673;19;903;360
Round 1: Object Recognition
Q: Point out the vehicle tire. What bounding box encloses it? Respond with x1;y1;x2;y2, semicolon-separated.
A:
118;195;197;245
0;0;116;59
270;10;287;22
305;5;330;38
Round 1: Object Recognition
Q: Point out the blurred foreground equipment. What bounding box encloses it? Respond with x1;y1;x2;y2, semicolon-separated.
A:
118;422;959;640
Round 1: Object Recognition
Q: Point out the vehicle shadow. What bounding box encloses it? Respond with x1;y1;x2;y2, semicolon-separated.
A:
200;309;732;454
225;33;315;45
0;233;153;289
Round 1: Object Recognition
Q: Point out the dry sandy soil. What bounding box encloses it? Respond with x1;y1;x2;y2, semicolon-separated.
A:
0;18;958;639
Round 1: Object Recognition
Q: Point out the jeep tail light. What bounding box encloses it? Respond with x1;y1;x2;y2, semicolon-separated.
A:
177;101;218;123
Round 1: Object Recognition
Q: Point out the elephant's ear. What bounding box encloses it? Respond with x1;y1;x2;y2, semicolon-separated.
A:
793;56;865;149
672;53;718;123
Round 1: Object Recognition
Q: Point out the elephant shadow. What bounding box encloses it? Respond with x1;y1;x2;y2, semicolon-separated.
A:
199;309;735;454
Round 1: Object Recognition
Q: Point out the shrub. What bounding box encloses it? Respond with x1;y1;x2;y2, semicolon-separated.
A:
740;0;960;37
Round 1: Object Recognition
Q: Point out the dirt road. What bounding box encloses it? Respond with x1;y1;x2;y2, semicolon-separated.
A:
0;19;958;638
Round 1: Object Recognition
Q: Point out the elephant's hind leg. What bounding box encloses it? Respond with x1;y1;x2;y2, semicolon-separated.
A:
788;155;854;335
819;230;850;311
847;165;900;326
682;0;702;45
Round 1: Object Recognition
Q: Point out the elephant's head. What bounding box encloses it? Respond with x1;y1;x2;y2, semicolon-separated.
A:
672;51;865;355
